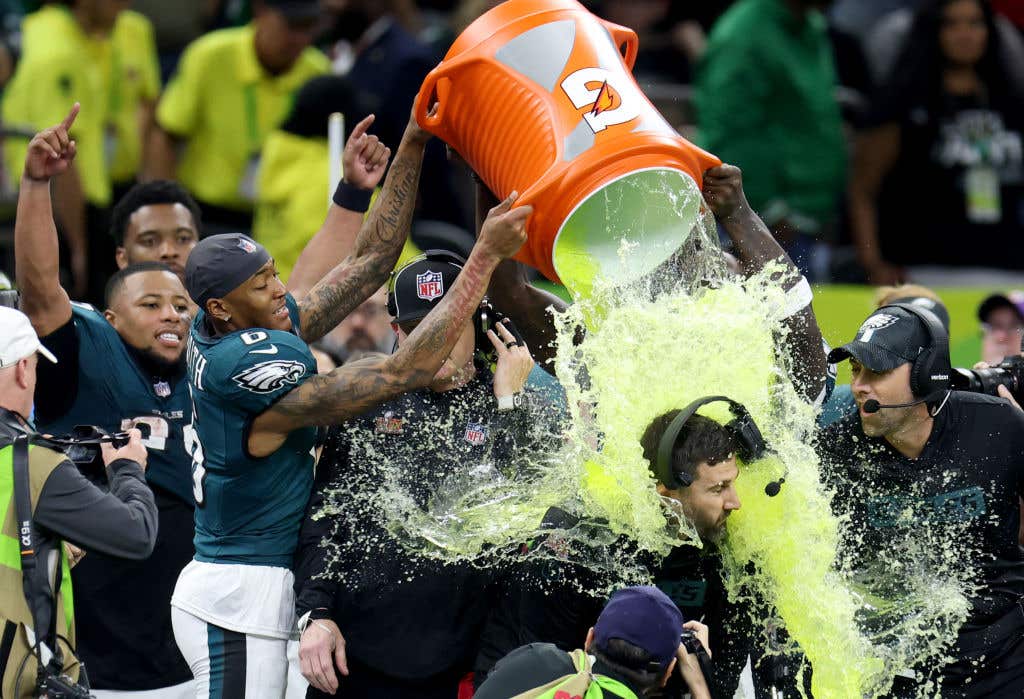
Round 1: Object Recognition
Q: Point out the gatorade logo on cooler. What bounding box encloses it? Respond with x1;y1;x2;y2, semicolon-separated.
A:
561;67;640;133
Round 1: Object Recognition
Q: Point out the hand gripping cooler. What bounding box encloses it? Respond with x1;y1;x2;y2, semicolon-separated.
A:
414;0;721;297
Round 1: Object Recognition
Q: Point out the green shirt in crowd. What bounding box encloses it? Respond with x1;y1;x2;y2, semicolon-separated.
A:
694;0;847;233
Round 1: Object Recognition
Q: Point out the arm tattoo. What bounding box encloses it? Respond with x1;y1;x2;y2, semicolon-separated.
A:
269;251;499;428
297;134;426;343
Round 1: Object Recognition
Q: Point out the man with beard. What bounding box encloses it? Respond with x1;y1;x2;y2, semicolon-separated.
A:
821;304;1024;697
474;164;827;698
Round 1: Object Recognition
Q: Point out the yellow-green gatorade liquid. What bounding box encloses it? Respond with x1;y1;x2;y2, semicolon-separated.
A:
552;168;704;300
316;183;974;698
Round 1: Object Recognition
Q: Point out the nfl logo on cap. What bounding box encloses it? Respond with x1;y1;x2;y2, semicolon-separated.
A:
416;270;444;301
237;237;257;254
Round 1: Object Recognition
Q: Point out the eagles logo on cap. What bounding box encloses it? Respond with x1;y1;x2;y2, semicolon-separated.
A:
857;313;898;343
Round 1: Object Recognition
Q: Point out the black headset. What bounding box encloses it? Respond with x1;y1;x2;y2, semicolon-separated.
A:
386;249;523;361
878;302;951;399
654;395;768;490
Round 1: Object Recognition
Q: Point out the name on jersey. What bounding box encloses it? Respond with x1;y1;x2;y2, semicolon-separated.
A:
233;360;307;394
186;336;208;391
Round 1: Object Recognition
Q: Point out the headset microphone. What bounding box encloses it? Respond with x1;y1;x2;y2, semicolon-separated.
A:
862;396;929;413
764;476;785;497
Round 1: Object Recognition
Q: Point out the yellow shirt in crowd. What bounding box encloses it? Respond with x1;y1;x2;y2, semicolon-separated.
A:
90;11;162;185
254;129;418;282
156;24;328;212
2;5;110;205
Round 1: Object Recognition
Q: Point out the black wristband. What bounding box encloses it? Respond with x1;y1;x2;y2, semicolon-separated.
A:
332;181;373;212
309;607;333;621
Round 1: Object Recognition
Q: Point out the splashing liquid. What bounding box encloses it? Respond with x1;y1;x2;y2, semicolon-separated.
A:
316;174;975;698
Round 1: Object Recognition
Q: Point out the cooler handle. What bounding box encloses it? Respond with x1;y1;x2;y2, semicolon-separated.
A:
601;21;639;69
415;69;449;129
415;55;483;130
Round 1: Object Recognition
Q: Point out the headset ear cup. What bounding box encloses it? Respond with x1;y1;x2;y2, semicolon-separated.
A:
386;290;397;319
675;470;693;488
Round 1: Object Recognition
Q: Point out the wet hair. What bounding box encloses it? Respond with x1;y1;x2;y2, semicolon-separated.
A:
640;412;737;486
104;262;177;309
875;284;942;307
868;0;1023;124
109;181;202;246
592;638;665;691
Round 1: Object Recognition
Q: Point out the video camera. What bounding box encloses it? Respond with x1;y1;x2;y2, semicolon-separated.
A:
36;661;94;698
951;355;1024;402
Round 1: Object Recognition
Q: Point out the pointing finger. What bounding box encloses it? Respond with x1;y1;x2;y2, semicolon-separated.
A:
60;103;80;132
349;113;375;141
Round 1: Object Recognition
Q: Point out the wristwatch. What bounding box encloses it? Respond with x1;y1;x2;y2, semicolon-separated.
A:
496;392;525;412
297;608;330;633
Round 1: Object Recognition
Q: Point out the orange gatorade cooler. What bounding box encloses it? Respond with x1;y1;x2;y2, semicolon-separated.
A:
414;0;721;297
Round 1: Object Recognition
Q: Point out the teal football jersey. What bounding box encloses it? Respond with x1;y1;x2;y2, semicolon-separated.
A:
38;303;194;504
184;294;318;566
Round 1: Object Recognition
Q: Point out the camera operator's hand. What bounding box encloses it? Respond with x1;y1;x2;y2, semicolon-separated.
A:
489;321;534;399
299;618;349;694
972;362;1023;411
677;621;712;699
101;428;148;470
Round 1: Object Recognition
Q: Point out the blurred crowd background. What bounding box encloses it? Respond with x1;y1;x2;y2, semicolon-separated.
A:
0;0;1022;368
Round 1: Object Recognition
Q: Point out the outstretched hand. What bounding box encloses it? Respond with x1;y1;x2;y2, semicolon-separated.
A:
24;103;79;181
343;114;391;190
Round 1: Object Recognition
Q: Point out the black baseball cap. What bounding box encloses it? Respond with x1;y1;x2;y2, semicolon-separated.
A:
977;291;1024;324
887;296;950;332
827;306;933;372
389;256;462;325
185;233;270;309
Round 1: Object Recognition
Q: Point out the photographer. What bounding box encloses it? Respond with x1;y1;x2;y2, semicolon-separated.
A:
820;303;1024;696
0;307;157;698
474;586;712;699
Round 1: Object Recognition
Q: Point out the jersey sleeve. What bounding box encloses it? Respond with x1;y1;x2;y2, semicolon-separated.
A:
69;302;125;357
206;329;317;415
156;39;203;137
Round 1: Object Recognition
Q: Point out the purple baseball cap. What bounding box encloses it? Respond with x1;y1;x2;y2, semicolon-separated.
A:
593;586;684;670
978;291;1024;325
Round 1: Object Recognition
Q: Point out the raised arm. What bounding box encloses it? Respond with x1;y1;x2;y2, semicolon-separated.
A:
296;109;431;344
287;114;391;300
703;164;826;403
477;181;568;372
15;105;79;336
248;195;531;456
